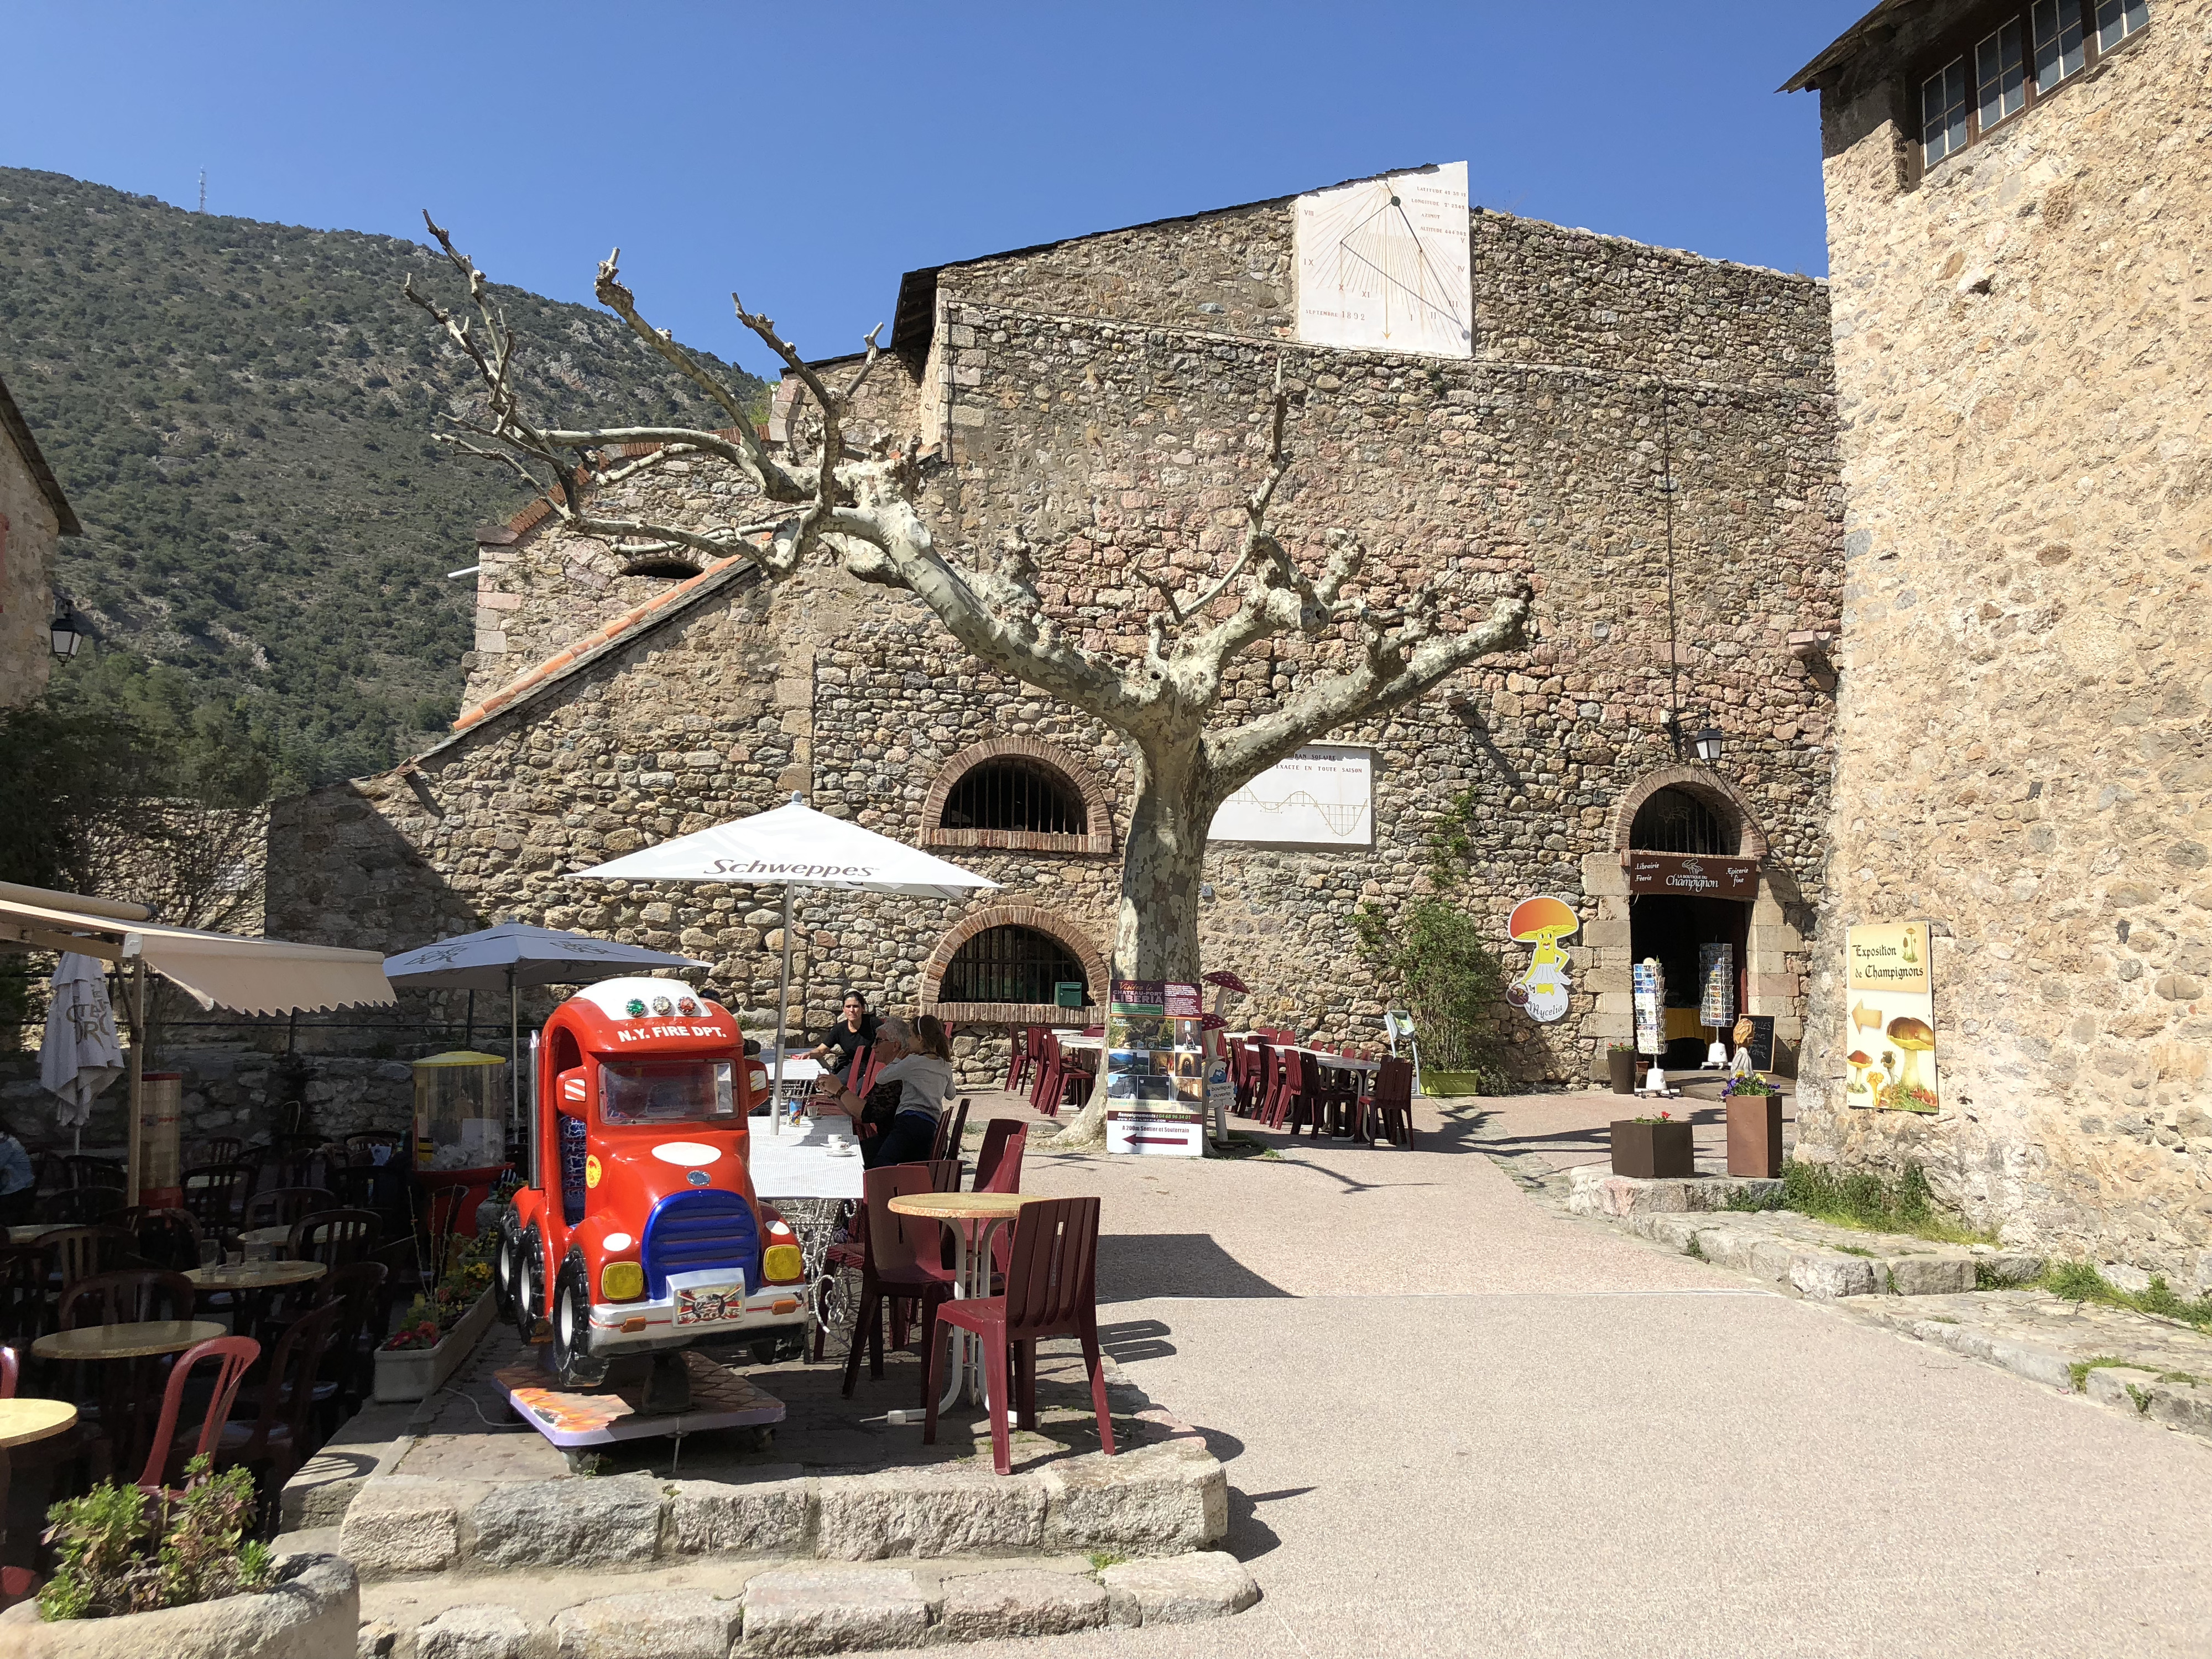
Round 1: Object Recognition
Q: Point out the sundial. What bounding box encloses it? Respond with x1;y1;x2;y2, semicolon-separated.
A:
1295;161;1472;359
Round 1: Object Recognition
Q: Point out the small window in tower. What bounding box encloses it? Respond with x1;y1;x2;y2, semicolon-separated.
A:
2095;0;2148;52
940;760;1083;834
940;926;1087;1006
2033;0;2086;91
1976;19;2027;131
1922;59;1970;166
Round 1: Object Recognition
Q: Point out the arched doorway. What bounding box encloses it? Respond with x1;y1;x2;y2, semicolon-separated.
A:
1626;787;1749;1067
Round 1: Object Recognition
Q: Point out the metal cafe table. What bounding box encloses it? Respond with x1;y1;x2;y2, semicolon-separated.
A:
188;1258;326;1339
33;1321;226;1478
886;1190;1026;1410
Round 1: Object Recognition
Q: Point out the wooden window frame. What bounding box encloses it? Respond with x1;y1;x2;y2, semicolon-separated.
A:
1906;0;2150;181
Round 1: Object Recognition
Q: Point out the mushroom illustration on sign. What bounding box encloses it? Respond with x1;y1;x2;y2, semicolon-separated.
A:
1507;895;1580;1024
1886;1017;1934;1093
1845;1048;1875;1101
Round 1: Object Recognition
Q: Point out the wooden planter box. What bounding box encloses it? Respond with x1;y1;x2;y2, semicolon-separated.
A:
1727;1093;1785;1179
373;1291;495;1404
1610;1118;1694;1180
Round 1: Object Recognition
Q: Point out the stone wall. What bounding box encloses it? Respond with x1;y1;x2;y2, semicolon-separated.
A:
272;193;1843;1089
0;411;60;708
1797;1;2212;1286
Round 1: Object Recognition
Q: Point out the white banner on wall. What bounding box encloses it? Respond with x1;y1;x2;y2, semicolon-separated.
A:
1208;745;1374;849
1295;161;1473;360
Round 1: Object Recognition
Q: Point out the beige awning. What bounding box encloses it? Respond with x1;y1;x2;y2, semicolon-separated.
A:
0;885;393;1015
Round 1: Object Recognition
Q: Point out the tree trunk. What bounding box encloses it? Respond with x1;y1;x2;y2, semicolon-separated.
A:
1057;743;1210;1145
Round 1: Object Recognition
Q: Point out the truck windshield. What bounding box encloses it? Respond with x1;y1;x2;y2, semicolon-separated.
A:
599;1060;735;1125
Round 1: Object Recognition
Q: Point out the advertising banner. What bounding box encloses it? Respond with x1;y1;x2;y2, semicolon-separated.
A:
1107;978;1206;1157
1843;922;1938;1112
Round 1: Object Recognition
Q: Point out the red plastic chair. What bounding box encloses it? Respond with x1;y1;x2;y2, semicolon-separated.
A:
1264;1047;1303;1129
973;1120;1023;1191
0;1346;15;1399
1048;1046;1095;1118
971;1127;1028;1281
137;1336;259;1493
1001;1029;1030;1094
1367;1057;1416;1148
218;1301;341;1505
839;1166;956;1405
925;1196;1114;1476
929;1098;972;1165
1027;1033;1062;1113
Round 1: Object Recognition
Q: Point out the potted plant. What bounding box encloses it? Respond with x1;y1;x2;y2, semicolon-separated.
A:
1605;1042;1636;1095
1723;1073;1785;1177
1609;1109;1694;1179
0;1457;358;1657
373;1228;497;1403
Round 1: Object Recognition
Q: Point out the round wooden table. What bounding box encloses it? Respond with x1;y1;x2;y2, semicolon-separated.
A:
887;1193;1029;1411
237;1225;295;1259
0;1399;77;1449
6;1224;53;1244
187;1259;325;1292
32;1320;226;1362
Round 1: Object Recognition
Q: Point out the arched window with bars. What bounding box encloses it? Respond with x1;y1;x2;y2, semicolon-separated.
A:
1629;787;1738;857
938;925;1088;1007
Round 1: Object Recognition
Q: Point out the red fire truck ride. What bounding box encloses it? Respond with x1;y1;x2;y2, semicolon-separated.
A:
492;977;808;1387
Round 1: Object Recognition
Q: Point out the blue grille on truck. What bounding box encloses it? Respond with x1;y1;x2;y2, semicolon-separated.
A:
640;1190;761;1300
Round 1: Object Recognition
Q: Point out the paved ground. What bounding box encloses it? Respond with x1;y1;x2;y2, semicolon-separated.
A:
911;1091;2212;1658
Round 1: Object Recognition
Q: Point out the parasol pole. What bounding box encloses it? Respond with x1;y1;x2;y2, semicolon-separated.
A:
770;884;795;1137
123;952;146;1204
508;964;520;1131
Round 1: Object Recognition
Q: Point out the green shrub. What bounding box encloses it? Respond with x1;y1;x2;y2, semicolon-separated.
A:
39;1456;272;1620
1353;896;1507;1078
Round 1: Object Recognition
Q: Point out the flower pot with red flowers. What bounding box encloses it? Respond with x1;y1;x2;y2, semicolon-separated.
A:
1609;1112;1694;1179
1723;1073;1784;1178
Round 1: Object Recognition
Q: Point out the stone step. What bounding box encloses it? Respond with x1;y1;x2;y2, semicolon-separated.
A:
354;1550;1259;1657
1613;1207;2042;1298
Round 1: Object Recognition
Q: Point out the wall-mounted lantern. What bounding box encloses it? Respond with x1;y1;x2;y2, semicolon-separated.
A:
49;596;85;660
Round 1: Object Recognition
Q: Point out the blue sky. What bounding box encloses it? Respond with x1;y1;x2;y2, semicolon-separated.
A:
6;1;1870;377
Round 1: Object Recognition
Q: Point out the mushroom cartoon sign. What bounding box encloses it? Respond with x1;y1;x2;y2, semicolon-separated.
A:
1506;895;1580;1024
1843;921;1940;1112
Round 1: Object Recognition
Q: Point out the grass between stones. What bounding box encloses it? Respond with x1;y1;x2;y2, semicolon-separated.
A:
1725;1160;1995;1246
2040;1260;2212;1334
2068;1355;2133;1391
1214;1134;1282;1161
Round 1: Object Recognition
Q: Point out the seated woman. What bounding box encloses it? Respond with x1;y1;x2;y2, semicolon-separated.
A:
807;990;880;1088
813;1015;956;1168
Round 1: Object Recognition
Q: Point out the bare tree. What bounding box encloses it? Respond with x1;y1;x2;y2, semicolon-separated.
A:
406;217;1530;1141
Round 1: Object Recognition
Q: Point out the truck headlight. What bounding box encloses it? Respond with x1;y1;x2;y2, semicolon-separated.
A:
761;1244;804;1284
600;1261;645;1302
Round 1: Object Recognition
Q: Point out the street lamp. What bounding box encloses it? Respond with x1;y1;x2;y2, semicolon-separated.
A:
1691;725;1725;764
49;597;85;661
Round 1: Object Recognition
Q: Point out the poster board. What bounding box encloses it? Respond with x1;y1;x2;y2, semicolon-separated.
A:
1208;746;1374;848
1105;979;1206;1157
1735;1014;1776;1074
1843;922;1938;1112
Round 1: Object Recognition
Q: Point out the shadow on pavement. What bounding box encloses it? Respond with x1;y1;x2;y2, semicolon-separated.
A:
1096;1233;1295;1302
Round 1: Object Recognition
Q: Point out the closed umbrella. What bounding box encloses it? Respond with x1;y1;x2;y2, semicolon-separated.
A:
571;796;997;1132
383;924;711;1126
39;952;125;1154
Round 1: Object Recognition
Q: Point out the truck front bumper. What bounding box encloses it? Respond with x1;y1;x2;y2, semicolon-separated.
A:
587;1267;808;1355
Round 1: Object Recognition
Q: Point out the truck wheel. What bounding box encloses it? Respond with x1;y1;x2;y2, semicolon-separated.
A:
513;1230;545;1344
492;1217;520;1323
551;1259;606;1389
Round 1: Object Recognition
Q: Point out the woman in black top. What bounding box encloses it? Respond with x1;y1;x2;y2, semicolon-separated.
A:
808;990;879;1087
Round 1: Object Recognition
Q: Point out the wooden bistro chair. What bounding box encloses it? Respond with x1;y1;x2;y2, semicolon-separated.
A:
35;1187;127;1229
0;1248;48;1349
39;1226;135;1293
243;1187;338;1240
839;1165;956;1406
180;1162;254;1235
925;1194;1115;1477
289;1209;378;1270
57;1269;197;1480
193;1136;244;1167
137;1336;259;1495
219;1301;341;1522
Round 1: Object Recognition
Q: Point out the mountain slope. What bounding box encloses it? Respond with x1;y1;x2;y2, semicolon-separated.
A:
0;166;766;786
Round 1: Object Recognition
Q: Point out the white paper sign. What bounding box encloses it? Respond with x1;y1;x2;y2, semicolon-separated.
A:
1209;746;1374;848
1296;163;1473;359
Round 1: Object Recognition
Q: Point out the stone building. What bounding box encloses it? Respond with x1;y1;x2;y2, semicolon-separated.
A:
267;175;1843;1094
0;369;80;706
1787;1;2212;1284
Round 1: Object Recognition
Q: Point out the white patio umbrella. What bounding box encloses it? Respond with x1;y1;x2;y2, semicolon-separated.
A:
383;924;712;1127
571;796;997;1132
39;952;124;1154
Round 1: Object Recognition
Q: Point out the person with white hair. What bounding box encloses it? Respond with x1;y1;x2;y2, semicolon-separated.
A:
813;1013;956;1168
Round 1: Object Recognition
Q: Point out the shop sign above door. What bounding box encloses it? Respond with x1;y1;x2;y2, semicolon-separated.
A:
1625;850;1760;898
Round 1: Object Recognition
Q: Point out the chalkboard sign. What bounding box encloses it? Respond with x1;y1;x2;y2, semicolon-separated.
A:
1736;1014;1777;1073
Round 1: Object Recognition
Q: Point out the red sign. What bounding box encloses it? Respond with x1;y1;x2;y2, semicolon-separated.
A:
1626;851;1760;899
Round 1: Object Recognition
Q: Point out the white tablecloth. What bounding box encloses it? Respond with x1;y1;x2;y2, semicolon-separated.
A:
748;1118;866;1199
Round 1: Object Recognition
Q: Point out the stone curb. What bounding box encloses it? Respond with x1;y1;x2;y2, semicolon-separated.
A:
359;1554;1256;1657
338;1440;1227;1582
